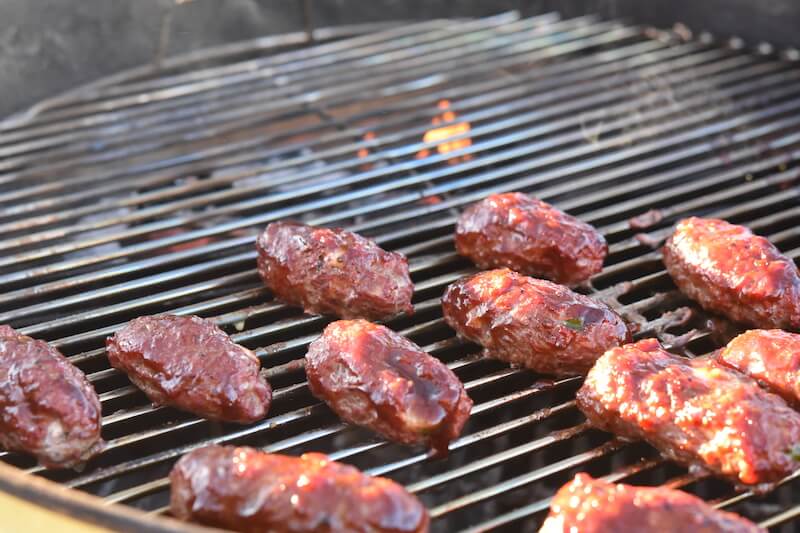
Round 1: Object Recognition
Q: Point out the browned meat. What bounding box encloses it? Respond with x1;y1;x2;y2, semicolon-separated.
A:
663;217;800;329
718;329;800;406
441;269;629;376
577;338;800;490
106;315;271;423
539;473;764;533
256;221;414;320
0;325;103;468
170;445;429;533
306;320;472;456
454;192;607;286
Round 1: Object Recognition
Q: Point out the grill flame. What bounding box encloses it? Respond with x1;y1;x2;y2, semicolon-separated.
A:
416;100;472;164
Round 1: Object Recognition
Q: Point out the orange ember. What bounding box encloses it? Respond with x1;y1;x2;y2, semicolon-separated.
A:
357;131;376;170
419;194;443;205
416;100;472;164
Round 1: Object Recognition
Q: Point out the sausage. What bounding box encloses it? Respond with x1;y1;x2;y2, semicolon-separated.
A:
305;320;472;456
455;192;607;286
256;221;414;320
441;269;629;376
106;315;271;423
577;338;800;490
663;217;800;329
170;445;429;533
717;329;800;406
539;473;764;533
0;325;104;468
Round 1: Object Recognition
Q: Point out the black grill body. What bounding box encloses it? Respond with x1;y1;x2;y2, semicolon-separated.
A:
1;11;800;532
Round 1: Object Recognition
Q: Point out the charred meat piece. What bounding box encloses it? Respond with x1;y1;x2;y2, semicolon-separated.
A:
0;325;103;468
718;329;800;406
170;445;429;533
306;320;472;456
455;192;607;286
577;338;800;490
539;473;764;533
256;221;414;320
663;217;800;329
106;315;271;423
441;269;629;376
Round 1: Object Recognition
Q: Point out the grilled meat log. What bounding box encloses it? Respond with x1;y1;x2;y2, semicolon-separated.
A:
663;217;800;329
718;329;800;406
0;325;104;468
170;445;429;533
306;320;472;455
441;269;629;376
539;473;764;533
256;221;414;320
577;338;800;490
455;192;607;285
106;315;271;423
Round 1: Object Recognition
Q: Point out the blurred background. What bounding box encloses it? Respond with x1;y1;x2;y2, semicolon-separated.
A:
1;0;797;119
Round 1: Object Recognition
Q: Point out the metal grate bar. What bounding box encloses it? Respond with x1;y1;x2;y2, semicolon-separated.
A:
72;371;573;494
0;13;528;160
0;29;663;221
0;13;584;174
0;15;623;196
8;158;789;360
406;420;587;494
0;59;795;307
0;38;712;229
429;439;624;518
6;110;799;337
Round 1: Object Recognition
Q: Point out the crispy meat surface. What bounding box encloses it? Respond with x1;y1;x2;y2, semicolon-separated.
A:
718;329;800;406
577;339;800;490
306;320;472;456
663;217;800;329
106;315;271;423
441;269;629;376
455;192;607;285
0;325;104;468
256;221;414;320
539;473;764;533
170;445;429;533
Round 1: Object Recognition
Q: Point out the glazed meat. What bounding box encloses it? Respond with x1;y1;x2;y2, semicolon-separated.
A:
539;473;764;533
170;445;429;533
441;269;629;376
577;338;800;490
455;192;607;286
718;329;800;406
306;320;472;456
663;217;800;329
256;221;414;320
106;315;271;423
0;325;103;468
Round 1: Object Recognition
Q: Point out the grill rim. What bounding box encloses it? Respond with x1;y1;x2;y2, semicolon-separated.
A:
0;460;208;533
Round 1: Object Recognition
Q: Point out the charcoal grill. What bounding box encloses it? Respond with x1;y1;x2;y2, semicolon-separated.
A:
1;8;800;532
